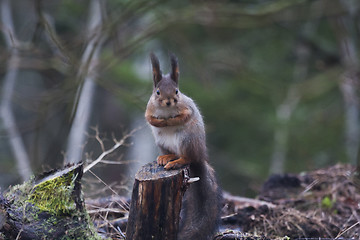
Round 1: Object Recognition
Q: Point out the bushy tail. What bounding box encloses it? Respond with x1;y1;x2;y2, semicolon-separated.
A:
178;161;222;240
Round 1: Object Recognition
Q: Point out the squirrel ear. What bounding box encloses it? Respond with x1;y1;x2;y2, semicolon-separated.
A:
170;53;179;84
150;52;162;86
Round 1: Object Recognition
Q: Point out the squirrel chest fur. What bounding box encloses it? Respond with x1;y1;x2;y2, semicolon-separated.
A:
149;95;204;159
152;126;183;155
145;53;221;240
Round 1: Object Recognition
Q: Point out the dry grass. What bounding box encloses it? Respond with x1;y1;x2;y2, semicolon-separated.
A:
222;164;360;239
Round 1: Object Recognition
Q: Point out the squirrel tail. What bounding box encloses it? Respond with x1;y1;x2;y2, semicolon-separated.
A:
178;161;222;240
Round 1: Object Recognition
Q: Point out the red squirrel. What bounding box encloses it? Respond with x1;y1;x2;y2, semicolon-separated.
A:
145;53;222;240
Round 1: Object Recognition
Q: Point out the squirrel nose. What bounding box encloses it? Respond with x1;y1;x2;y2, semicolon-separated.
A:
166;101;171;106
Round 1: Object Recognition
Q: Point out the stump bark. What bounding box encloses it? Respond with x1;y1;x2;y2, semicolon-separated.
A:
126;161;189;240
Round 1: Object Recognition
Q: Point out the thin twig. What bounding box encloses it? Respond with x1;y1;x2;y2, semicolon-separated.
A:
117;226;126;238
87;169;130;210
84;127;140;173
15;229;23;240
96;212;124;238
91;126;106;152
34;1;73;64
99;159;139;165
301;179;319;196
335;221;360;239
87;207;126;215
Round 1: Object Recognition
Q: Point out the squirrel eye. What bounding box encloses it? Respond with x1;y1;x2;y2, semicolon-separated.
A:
156;89;160;95
175;89;179;94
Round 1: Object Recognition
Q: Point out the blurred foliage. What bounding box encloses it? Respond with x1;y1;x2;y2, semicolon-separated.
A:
1;0;360;196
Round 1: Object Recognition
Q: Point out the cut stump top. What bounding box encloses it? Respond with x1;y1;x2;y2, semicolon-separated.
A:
135;161;188;181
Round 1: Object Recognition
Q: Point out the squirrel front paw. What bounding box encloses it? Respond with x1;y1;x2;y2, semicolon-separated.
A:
157;154;177;166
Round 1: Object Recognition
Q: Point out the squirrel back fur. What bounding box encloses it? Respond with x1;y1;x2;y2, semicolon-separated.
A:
145;53;222;240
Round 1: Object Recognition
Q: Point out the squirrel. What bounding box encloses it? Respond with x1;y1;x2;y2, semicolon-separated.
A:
145;53;222;240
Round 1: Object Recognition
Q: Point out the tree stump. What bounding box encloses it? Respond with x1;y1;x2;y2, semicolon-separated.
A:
0;163;101;240
126;161;190;240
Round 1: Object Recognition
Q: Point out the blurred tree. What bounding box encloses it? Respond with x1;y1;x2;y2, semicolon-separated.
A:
65;0;106;164
0;0;32;181
331;0;360;165
0;0;359;197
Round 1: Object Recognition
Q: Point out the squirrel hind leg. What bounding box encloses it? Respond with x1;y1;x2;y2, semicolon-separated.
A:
164;157;189;170
157;154;177;165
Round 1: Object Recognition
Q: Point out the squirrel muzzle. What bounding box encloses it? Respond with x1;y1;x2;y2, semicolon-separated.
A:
161;97;178;107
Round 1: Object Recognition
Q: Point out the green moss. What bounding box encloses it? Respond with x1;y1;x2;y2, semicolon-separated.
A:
3;165;105;240
26;172;77;215
5;176;34;203
321;196;335;209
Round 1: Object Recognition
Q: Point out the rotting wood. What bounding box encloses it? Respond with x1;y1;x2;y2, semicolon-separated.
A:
0;163;102;240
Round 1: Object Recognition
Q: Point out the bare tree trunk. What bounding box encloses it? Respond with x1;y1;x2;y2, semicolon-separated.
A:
65;0;106;164
0;0;32;180
340;72;359;165
270;37;312;174
270;86;300;174
269;3;320;174
333;0;360;165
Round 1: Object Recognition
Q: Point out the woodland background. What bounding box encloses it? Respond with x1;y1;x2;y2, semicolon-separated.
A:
0;0;359;197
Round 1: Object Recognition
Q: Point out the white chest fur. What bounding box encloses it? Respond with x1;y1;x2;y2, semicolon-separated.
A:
151;125;183;155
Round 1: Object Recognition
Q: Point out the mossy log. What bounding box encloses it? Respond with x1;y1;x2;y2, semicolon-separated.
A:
126;161;190;240
0;163;101;240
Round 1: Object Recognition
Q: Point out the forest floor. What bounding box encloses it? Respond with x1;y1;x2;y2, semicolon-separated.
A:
219;164;359;239
87;164;360;239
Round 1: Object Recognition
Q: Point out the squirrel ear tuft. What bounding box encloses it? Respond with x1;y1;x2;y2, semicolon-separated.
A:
150;52;162;86
170;53;179;84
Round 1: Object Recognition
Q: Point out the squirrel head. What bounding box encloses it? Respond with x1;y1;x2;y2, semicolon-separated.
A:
150;53;180;108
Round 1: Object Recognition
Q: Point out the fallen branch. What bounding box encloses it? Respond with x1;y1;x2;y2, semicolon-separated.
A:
223;192;276;210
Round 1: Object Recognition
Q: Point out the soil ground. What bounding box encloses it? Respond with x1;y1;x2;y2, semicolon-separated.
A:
220;164;360;239
87;164;360;239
